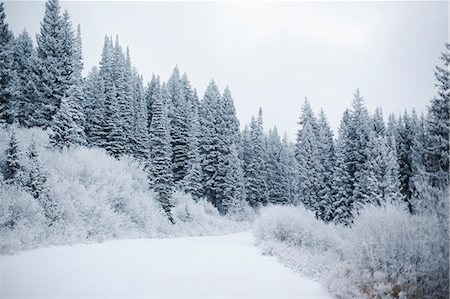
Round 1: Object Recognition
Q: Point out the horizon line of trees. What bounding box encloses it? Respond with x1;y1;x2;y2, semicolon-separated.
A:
0;0;448;226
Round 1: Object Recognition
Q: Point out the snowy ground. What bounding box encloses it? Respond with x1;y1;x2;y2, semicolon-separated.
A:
0;231;330;298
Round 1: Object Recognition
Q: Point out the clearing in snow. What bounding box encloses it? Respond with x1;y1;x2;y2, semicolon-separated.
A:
0;231;330;298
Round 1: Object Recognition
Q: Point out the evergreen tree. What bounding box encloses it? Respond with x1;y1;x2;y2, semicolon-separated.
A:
34;0;71;127
0;2;14;124
244;108;269;207
131;70;149;161
167;67;190;185
83;67;106;147
148;83;173;222
222;143;246;214
24;138;60;224
266;127;288;204
180;74;203;199
199;80;222;207
12;30;38;127
331;109;354;225
424;43;449;189
145;74;159;130
49;96;86;149
316;110;335;221
2;130;22;185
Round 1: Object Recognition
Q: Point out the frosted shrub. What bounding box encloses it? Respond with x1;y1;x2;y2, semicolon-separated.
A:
254;203;449;298
170;191;250;236
0;184;46;253
348;204;449;298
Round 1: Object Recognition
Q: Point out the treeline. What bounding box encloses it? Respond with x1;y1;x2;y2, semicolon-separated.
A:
0;0;448;225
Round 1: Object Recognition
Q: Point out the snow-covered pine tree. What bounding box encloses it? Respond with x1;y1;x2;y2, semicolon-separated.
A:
12;30;38;127
0;2;15;124
145;74;159;130
49;95;86;149
199;80;222;207
180;74;203;199
316;109;335;221
347;89;373;212
215;87;245;213
295;98;322;213
372;106;385;137
331;109;354;225
244;108;269;207
222;143;246;215
99;36;122;157
167;67;190;186
2;130;22;185
34;0;71;127
266;127;288;205
83;67;106;147
112;38;133;155
23;138;61;224
130;70;149;161
148;83;173;222
424;43;449;189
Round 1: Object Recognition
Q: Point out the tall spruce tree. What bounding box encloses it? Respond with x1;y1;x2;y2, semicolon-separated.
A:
148;83;173;222
49;96;86;149
83;67;106;147
0;2;14;124
2;130;22;185
12;30;38;127
424;43;449;189
244;108;269;207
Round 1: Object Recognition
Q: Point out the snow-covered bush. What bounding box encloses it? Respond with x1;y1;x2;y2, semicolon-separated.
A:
0;127;250;255
0;183;47;254
169;191;251;236
254;203;449;298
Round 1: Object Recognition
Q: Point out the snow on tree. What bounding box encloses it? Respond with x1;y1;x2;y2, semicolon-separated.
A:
0;2;15;124
221;143;246;214
145;74;159;130
331;109;354;225
12;30;38;127
199;80;222;207
1;130;22;185
34;0;71;127
424;43;449;189
167;66;190;185
372;106;385;137
23;138;61;224
295;98;323;213
180;74;203;199
266;127;289;205
244;108;269;207
49;96;87;149
131;69;149;161
83;67;106;147
148;83;173;222
316;110;335;221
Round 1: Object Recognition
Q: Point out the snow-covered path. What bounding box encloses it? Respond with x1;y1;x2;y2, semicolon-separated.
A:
1;231;330;298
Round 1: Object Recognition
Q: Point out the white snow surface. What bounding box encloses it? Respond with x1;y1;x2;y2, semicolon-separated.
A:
0;231;330;298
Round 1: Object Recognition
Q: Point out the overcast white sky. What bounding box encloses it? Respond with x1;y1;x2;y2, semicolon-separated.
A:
4;1;448;139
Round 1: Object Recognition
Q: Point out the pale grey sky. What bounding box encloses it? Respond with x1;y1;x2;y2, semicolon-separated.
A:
4;1;448;139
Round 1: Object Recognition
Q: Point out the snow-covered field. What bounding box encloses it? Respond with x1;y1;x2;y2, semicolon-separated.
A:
0;231;330;298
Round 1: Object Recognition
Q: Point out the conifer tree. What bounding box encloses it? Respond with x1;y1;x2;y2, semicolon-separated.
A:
148;83;173;222
131;70;149;161
2;130;22;185
180;74;203;198
12;30;38;127
424;43;449;189
244;108;269;207
167;67;190;185
49;96;87;149
35;0;71;127
24;138;61;224
84;67;106;147
0;2;14;124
